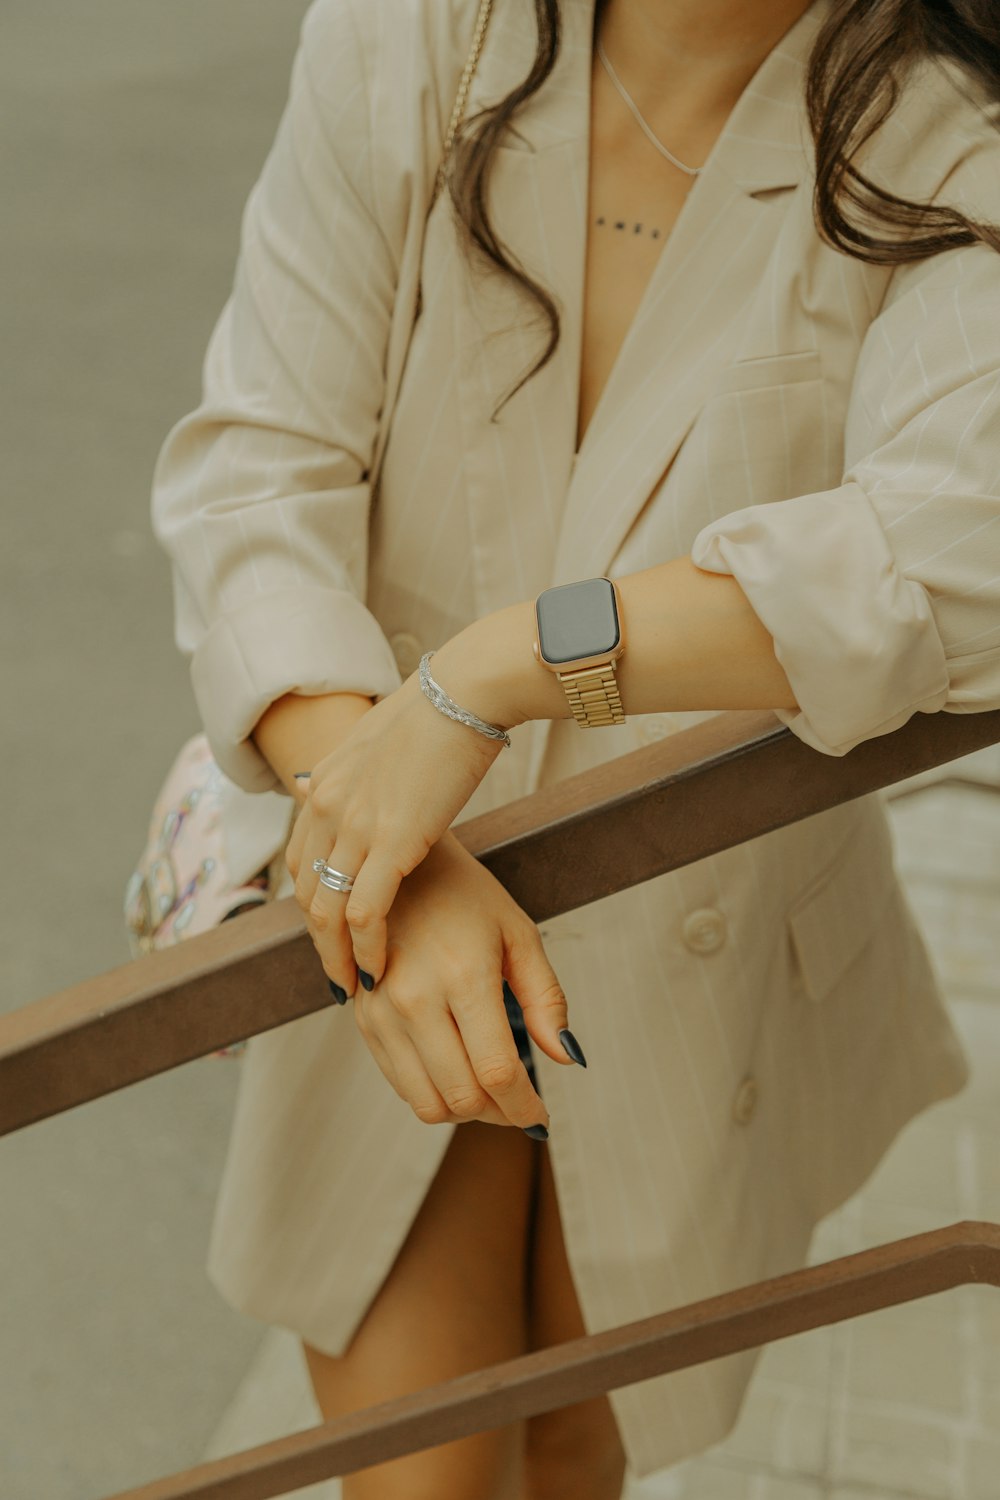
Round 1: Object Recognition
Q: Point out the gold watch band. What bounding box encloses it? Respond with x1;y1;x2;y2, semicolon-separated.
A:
556;661;626;727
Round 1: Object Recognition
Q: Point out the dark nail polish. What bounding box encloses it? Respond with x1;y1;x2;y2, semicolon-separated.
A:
522;1123;549;1141
559;1028;588;1068
328;979;348;1005
358;968;375;991
293;772;311;781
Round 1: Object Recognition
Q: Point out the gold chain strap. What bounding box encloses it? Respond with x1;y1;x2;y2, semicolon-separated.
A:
432;0;495;206
557;663;627;728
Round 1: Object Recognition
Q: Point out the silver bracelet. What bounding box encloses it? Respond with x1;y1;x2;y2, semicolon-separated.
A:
418;652;512;748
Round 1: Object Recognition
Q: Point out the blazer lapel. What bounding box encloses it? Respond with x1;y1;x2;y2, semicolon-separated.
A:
453;0;830;788
550;0;831;589
485;0;827;798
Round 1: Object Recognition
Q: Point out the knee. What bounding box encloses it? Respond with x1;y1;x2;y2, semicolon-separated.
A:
524;1397;627;1500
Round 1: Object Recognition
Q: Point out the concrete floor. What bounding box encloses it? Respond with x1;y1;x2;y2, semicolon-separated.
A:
4;5;1000;1499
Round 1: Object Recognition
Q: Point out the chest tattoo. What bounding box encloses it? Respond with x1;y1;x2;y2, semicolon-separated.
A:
595;215;662;239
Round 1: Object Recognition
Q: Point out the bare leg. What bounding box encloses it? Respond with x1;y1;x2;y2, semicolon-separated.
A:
302;1120;537;1500
522;1143;628;1500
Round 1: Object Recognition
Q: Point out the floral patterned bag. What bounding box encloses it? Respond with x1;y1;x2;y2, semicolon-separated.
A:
123;735;287;1056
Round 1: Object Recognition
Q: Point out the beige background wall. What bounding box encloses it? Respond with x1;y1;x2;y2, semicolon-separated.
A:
5;6;1000;1500
1;4;309;1495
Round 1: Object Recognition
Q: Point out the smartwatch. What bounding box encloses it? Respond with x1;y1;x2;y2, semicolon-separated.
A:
532;576;627;727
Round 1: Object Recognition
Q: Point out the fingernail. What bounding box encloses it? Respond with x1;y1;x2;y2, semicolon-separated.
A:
293;772;310;782
328;979;347;1005
522;1123;549;1141
358;968;375;992
558;1028;587;1068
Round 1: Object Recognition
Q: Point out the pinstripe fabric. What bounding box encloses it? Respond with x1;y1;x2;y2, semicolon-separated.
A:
148;0;997;1475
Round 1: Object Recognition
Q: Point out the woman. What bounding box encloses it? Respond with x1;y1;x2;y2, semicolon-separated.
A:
150;0;1000;1493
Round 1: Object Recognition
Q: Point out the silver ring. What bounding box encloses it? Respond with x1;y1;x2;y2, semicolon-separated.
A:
317;864;356;893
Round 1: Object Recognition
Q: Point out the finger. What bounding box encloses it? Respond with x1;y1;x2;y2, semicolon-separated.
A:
343;852;406;987
368;1008;472;1127
397;1002;514;1127
289;772;351;916
357;993;500;1129
307;879;358;994
502;980;544;1086
283;792;310;881
351;994;402;1094
304;830;367;992
503;931;578;1067
293;816;337;913
447;980;550;1131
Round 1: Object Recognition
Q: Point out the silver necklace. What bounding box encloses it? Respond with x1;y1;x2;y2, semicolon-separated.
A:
596;37;702;177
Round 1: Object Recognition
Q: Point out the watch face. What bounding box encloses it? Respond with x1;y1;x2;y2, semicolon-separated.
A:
536;578;620;665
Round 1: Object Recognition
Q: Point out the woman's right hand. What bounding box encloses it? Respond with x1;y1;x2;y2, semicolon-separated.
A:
286;824;584;1133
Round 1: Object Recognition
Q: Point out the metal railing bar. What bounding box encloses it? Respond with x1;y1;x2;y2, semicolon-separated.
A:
102;1221;1000;1500
3;704;1000;1137
459;705;1000;920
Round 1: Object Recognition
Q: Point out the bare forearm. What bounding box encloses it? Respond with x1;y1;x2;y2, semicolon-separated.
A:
251;691;375;803
429;554;800;728
251;553;797;791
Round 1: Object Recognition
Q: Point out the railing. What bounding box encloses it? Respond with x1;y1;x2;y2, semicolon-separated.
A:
4;704;1000;1500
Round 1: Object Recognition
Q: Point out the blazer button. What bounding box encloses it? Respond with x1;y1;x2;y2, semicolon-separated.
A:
682;906;727;955
389;631;424;678
732;1076;759;1125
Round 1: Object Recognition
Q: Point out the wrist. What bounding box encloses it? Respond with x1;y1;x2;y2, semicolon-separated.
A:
252;690;374;800
427;603;537;732
431;601;578;729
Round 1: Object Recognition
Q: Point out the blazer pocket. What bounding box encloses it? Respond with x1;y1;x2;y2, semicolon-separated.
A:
785;829;898;1004
713;348;823;396
694;350;835;504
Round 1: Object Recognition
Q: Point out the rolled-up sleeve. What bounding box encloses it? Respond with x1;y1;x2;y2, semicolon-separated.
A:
150;0;405;793
690;141;1000;757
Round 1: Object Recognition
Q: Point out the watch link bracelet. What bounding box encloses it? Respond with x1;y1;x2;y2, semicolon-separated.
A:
532;576;627;727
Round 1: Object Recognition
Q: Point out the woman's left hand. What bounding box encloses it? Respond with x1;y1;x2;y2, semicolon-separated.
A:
284;639;519;995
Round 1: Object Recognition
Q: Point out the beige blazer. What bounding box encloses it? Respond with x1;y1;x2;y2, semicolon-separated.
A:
150;0;1000;1476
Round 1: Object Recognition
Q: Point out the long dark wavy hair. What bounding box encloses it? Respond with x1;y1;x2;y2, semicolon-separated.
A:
446;0;1000;420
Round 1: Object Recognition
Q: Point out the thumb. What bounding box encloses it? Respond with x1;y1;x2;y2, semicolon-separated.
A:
503;938;587;1069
